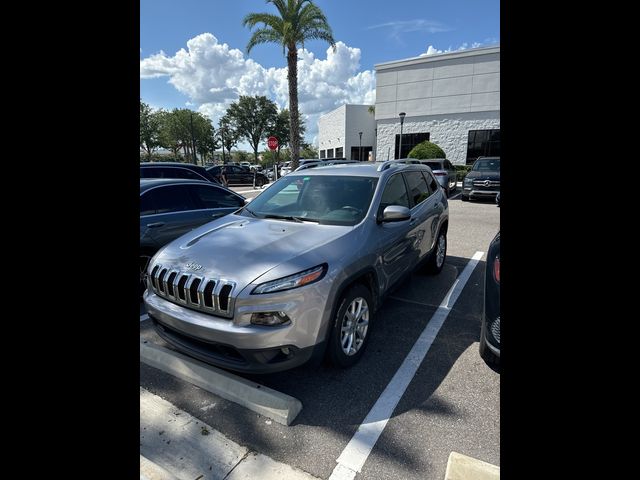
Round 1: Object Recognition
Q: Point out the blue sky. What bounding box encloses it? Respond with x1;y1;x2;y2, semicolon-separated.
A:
140;0;499;146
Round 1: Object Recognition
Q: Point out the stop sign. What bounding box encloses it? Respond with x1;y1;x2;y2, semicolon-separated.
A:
267;136;278;151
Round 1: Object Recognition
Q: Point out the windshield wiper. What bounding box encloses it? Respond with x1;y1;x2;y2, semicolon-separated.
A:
263;214;309;223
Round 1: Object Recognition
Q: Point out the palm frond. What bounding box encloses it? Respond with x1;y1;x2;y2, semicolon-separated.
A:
242;12;283;31
246;28;284;53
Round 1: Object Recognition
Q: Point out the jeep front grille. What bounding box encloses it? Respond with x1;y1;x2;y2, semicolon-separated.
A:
149;265;236;318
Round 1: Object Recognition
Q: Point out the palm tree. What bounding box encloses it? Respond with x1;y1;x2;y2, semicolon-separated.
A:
243;0;335;170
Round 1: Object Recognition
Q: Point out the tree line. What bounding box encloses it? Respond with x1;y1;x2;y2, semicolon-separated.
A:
140;95;313;165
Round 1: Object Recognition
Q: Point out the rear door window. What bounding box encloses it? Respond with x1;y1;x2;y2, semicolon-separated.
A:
140;191;156;216
403;171;432;207
147;185;198;214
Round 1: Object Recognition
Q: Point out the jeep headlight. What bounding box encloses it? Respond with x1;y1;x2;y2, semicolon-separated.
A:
251;264;327;294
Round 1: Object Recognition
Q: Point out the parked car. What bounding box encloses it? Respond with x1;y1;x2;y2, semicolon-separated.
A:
294;159;359;172
143;160;449;373
394;159;456;196
206;165;269;187
480;229;500;367
280;161;293;176
462;157;500;201
140;179;246;294
140;162;220;184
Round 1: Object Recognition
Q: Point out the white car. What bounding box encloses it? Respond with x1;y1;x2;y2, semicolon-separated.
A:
280;161;292;176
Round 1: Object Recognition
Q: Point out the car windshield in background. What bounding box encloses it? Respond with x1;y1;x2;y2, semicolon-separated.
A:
425;162;442;170
472;159;500;171
242;175;378;226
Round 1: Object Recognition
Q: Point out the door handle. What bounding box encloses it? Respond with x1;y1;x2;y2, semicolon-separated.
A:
146;222;165;228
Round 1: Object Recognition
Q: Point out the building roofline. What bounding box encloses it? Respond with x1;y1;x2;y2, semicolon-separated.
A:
375;44;500;70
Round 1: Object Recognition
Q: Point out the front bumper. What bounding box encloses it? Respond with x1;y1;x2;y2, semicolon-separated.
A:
143;288;330;372
463;186;500;198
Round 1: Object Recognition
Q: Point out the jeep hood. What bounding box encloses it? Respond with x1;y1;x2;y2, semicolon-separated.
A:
151;214;351;286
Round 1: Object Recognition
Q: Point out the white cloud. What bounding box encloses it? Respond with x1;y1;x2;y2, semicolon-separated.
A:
140;34;376;144
420;41;490;57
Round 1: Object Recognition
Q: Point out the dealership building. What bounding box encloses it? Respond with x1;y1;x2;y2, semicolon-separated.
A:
375;45;499;164
317;45;500;165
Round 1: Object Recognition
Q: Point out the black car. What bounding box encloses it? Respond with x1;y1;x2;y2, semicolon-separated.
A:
462;156;500;201
480;230;500;366
207;165;269;187
140;162;220;184
139;178;246;294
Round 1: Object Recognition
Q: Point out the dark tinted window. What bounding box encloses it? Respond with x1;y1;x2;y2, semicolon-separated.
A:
140;191;156;216
472;158;500;171
142;166;203;180
189;185;244;209
335;147;343;158
423;171;439;193
148;185;198;214
379;174;410;216
425;162;442;170
394;132;430;159
404;171;431;206
466;129;500;164
320;150;326;159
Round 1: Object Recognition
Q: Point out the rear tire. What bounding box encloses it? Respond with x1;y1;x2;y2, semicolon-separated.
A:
425;229;447;274
479;321;500;367
327;284;373;368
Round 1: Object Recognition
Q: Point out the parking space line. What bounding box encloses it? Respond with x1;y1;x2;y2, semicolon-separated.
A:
140;313;149;323
329;251;485;480
449;191;462;200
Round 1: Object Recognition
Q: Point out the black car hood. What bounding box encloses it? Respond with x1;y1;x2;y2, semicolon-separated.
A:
466;170;500;181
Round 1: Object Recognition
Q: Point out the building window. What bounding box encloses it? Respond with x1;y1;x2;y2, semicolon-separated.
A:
466;129;500;164
394;132;430;159
320;150;326;159
351;146;372;161
327;148;334;158
335;147;343;158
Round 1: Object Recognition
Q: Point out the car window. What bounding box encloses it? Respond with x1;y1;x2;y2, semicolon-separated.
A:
423;171;439;193
188;184;244;209
171;167;205;180
378;173;410;217
472;159;500;171
140;191;156;216
425;162;442;170
147;185;198;214
403;171;431;207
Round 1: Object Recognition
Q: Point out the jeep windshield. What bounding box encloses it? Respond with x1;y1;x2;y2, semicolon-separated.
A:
472;158;500;171
241;175;378;226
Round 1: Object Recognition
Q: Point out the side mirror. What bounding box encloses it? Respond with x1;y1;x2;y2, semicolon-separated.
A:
381;205;411;223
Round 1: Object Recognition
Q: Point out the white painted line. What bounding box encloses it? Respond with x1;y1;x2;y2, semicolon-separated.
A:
329;251;485;479
140;339;302;425
140;313;149;323
449;191;462;200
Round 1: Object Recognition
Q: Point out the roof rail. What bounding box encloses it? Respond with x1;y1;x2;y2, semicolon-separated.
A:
376;159;417;171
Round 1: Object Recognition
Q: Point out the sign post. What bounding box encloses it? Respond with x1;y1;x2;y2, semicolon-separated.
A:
267;136;278;180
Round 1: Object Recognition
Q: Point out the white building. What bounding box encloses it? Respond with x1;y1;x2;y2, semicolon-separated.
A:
374;45;500;165
317;104;376;161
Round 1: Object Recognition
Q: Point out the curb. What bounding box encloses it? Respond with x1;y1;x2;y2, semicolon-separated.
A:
140;339;302;426
444;452;499;480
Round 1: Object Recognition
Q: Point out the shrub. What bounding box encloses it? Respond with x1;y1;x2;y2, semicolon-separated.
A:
454;165;473;181
407;141;446;160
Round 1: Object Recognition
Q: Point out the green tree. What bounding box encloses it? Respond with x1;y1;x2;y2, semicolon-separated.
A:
217;114;240;163
408;141;447;159
243;0;335;170
269;108;305;157
226;95;278;163
140;100;162;160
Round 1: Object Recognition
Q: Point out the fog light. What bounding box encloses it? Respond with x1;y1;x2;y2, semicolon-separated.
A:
281;347;290;355
250;311;290;326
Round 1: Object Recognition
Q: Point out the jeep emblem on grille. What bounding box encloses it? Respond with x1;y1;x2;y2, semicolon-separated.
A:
185;262;203;271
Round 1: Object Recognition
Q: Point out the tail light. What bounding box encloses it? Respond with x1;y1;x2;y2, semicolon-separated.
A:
433;171;446;176
493;256;500;283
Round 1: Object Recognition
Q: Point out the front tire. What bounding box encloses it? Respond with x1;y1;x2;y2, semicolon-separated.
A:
425;229;447;274
327;284;373;368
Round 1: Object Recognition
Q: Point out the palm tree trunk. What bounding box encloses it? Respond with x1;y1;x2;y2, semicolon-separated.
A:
287;45;300;170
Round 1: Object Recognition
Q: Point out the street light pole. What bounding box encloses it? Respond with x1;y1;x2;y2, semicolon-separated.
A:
359;132;363;162
398;112;406;159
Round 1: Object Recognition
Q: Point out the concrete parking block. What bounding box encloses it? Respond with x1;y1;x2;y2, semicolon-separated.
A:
226;452;320;480
444;452;500;480
140;338;303;425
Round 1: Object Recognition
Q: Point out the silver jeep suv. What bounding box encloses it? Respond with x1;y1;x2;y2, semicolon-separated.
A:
143;161;449;373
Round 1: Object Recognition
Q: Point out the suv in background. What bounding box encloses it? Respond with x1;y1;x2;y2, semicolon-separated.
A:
462;157;500;201
207;165;269;187
411;159;457;196
140;162;220;184
143;160;449;373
